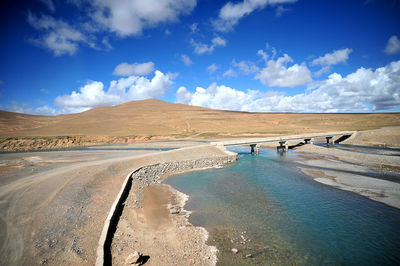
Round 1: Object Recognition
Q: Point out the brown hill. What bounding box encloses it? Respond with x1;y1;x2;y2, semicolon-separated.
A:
1;99;400;138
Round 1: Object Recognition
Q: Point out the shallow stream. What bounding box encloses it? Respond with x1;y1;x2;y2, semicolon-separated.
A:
165;147;400;265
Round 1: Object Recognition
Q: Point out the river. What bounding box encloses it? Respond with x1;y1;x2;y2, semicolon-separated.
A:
165;147;400;265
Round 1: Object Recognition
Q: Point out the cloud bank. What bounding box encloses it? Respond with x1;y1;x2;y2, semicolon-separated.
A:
6;60;400;115
27;0;197;55
54;70;174;113
177;60;400;112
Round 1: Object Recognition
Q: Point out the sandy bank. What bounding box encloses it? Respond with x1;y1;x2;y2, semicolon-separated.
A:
110;147;237;266
294;144;400;209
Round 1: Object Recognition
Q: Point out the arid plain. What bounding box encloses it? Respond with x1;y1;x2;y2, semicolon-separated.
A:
1;99;400;151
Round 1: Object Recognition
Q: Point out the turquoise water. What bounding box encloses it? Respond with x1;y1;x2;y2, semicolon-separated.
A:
165;147;400;265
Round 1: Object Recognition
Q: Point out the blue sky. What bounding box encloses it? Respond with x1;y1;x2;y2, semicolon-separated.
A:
0;0;400;115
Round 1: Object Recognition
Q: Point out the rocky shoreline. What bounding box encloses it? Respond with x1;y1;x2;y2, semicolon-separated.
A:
110;153;238;265
130;156;237;204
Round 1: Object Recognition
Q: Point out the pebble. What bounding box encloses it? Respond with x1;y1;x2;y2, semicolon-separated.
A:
231;248;238;254
170;209;180;214
125;251;142;265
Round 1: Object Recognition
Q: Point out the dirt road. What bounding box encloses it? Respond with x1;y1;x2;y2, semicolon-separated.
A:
0;141;208;265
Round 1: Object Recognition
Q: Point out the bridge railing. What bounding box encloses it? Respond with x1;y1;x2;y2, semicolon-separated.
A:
212;131;355;147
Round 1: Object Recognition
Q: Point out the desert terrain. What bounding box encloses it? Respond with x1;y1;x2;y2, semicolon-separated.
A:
1;99;400;151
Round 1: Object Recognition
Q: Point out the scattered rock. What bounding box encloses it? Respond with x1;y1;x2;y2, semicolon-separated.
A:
170;208;180;214
231;248;238;254
125;251;142;265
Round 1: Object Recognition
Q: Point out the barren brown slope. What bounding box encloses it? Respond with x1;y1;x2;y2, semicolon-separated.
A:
1;99;400;137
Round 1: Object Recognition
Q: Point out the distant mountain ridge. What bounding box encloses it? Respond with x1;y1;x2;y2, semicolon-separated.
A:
1;99;399;137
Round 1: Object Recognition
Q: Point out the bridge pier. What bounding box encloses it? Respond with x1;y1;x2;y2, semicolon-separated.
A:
250;144;257;154
277;141;288;152
304;138;314;144
326;136;335;147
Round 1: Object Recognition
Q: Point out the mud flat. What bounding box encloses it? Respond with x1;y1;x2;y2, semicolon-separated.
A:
294;127;400;209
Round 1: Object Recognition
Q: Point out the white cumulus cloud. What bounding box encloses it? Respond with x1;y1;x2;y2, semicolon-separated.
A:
176;60;400;112
311;48;352;76
113;61;155;76
385;35;400;55
207;63;219;73
176;83;257;110
89;0;197;37
311;48;352;66
181;54;193;66
191;36;227;55
213;0;297;32
55;70;174;113
232;59;259;74
223;69;237;77
255;54;312;87
27;0;197;55
27;13;88;56
176;86;193;104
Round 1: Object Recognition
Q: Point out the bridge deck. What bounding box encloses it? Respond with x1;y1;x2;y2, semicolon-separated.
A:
212;131;355;146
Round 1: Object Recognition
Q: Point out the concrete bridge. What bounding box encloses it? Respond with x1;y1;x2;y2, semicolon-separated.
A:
212;131;355;153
